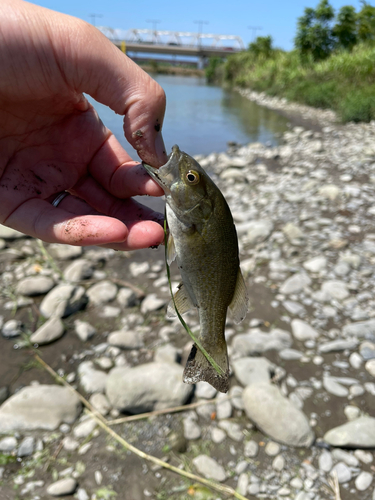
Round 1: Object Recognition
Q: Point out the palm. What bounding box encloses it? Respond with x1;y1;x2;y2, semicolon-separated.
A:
0;0;167;249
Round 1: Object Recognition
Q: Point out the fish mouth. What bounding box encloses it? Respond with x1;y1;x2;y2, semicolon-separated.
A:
142;145;182;194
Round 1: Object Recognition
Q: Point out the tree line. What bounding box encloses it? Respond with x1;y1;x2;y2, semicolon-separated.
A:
249;0;375;62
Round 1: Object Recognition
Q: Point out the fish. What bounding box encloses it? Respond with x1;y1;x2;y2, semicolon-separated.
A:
143;145;248;393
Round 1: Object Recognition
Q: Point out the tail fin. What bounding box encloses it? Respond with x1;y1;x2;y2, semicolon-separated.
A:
183;343;230;393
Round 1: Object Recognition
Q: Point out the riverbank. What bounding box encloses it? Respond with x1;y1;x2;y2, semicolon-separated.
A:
139;63;204;77
1;102;375;499
210;43;375;124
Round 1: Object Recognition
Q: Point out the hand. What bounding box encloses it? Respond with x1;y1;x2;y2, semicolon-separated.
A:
0;0;168;250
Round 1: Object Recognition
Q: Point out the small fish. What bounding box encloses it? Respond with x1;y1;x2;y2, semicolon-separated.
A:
143;145;248;393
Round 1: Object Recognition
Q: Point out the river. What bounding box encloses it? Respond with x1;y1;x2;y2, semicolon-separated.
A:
88;74;290;159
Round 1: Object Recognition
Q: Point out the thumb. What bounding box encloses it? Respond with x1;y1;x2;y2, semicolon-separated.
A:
54;13;168;166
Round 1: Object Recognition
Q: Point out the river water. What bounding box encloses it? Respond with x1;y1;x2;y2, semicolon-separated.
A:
88;74;290;159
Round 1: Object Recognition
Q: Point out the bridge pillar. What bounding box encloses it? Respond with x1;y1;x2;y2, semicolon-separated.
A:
197;56;208;70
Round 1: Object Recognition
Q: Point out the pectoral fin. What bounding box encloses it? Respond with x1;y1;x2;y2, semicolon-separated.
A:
167;283;195;318
166;233;176;265
228;268;249;324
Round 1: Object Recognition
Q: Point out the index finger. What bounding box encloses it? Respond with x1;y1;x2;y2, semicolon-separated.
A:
88;133;165;199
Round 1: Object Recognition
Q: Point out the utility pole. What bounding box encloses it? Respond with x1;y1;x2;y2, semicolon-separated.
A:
248;25;263;41
194;20;209;47
89;13;103;27
147;19;161;43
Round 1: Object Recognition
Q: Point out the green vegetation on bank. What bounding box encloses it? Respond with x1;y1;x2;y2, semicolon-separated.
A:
207;1;375;123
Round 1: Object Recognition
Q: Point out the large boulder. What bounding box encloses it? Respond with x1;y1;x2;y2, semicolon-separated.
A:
106;362;193;413
0;385;81;432
324;417;375;448
242;382;314;447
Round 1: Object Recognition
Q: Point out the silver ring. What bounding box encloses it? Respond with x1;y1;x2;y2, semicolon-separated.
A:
51;192;69;207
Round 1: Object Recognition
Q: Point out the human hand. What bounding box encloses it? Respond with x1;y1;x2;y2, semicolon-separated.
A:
0;0;168;250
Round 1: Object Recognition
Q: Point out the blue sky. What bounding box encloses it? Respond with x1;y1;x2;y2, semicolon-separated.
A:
33;0;364;50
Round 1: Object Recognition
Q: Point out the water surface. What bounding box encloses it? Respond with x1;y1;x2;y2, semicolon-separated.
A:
88;74;289;159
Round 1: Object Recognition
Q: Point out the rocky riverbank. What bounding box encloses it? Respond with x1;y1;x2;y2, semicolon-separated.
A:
1;101;375;500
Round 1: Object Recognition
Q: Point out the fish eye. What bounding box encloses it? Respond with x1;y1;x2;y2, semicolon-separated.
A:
186;170;200;185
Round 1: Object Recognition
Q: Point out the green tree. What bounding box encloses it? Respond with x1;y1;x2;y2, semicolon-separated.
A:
248;36;274;58
333;5;358;50
295;0;335;61
357;2;375;43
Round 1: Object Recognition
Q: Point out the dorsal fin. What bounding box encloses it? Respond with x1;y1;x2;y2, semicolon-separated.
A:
228;268;249;324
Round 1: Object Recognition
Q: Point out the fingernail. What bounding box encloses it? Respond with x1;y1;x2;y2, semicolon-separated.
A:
155;133;168;166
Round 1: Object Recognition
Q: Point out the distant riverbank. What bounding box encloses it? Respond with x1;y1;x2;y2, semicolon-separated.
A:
138;63;204;77
208;43;375;124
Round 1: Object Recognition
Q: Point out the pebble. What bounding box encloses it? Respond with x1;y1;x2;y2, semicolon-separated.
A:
244;440;259;458
78;361;108;394
366;359;375;377
192;455;226;482
73;418;97;439
355;471;373;491
2;319;22;338
48;244;82;260
117;287;138;307
86;281;117;305
303;256;327;273
16;276;55;296
272;454;285;471
354;450;373;464
218;420;243;441
211;427;226;444
39;284;87;318
140;293;166;313
17;436;35;457
279;273;311;295
319;450;333;472
331;462;352;483
183;417;201;440
63;259;93;282
0;436;18;452
30;316;64;345
232;328;292;355
74;320;96;342
331;448;359;467
360;341;375;360
46;478;78;496
89;393;111;416
232;356;279;386
344;405;361;421
195;381;217;399
323;377;349;397
291;319;319;341
265;441;281;456
107;330;143;350
216;393;232;419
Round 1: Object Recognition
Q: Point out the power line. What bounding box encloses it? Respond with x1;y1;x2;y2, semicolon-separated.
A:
248;26;263;41
194;20;209;46
147;19;161;43
89;13;103;27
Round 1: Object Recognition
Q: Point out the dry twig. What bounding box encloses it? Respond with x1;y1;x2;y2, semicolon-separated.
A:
34;354;251;500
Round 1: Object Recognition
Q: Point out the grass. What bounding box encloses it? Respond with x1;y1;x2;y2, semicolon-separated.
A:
210;43;375;123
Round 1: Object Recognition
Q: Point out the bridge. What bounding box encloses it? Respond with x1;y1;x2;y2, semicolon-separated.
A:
98;28;245;66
